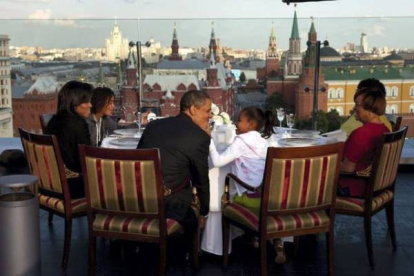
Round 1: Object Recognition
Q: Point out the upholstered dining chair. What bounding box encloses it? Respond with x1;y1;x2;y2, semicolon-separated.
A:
18;128;87;271
385;114;403;132
336;126;408;266
79;145;200;275
222;142;344;276
39;113;54;134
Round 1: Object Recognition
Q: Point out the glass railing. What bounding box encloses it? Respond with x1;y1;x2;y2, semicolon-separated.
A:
0;17;414;138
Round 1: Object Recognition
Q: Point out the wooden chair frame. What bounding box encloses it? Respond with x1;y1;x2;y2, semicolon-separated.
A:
336;126;408;266
39;113;54;134
79;145;199;275
18;128;87;271
222;143;343;276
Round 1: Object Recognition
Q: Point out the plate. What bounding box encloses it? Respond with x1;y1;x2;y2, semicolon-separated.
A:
278;138;321;147
108;138;140;148
113;129;142;138
289;129;320;138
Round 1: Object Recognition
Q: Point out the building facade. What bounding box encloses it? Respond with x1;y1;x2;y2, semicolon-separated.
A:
0;34;13;137
105;22;129;62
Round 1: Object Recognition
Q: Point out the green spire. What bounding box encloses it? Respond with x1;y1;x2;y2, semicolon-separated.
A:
97;62;104;84
291;10;300;39
116;60;122;84
309;18;316;34
270;22;276;39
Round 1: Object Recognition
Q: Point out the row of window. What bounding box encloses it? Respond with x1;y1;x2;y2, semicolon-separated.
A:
1;98;9;105
329;86;414;99
330;104;414;115
0;50;8;57
0;70;9;76
0;79;8;86
0;41;8;47
0;60;10;67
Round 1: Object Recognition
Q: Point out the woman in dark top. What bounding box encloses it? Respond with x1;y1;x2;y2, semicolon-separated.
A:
46;80;93;199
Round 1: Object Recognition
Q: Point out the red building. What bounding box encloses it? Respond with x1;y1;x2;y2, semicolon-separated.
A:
12;76;58;135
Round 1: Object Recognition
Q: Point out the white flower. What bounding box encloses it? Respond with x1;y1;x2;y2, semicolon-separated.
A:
212;115;224;126
211;103;219;115
220;112;231;125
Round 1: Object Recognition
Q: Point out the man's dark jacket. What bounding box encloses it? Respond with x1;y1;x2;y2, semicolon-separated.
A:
137;113;210;223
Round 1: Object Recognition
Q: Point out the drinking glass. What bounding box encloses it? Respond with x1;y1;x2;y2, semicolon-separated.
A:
286;113;295;136
276;108;285;128
136;111;142;134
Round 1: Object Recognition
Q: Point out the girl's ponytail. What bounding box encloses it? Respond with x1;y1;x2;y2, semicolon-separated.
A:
261;110;276;138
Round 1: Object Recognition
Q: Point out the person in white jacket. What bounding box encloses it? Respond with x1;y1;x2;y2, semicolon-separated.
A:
209;106;275;210
209;106;290;264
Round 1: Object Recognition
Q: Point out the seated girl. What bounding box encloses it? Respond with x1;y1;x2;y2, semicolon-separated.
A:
339;86;390;198
209;106;275;210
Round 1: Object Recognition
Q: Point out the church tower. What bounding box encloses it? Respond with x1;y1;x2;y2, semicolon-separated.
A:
295;18;327;120
121;48;139;122
168;23;182;61
207;22;217;62
287;8;302;76
265;23;280;77
203;53;223;109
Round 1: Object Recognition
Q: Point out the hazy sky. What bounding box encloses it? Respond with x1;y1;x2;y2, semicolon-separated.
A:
0;0;413;50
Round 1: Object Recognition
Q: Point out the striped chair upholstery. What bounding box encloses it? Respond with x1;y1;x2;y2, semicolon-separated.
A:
18;128;87;271
373;138;404;192
335;126;408;267
336;190;394;213
267;154;339;212
80;146;198;275
222;143;343;276
26;141;63;194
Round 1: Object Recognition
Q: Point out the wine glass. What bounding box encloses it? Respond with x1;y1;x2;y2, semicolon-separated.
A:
276;108;285;129
136;111;142;135
286;113;295;137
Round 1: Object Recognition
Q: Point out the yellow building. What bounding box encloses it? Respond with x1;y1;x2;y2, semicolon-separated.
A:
323;66;414;116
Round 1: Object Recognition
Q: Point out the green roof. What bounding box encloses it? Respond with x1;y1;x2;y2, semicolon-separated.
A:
322;66;414;81
309;21;316;34
291;11;300;39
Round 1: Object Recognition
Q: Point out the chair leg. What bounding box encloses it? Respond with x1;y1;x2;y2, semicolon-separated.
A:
326;231;335;276
62;217;72;270
48;212;54;223
159;239;167;276
364;215;375;267
192;226;200;271
88;235;96;276
293;236;300;258
385;203;397;251
222;218;230;267
260;238;267;276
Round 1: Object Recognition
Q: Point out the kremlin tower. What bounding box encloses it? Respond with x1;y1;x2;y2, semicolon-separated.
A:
168;23;182;61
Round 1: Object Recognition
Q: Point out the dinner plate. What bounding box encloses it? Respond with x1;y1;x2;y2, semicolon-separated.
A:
108;138;140;148
278;137;321;147
289;129;320;138
113;128;142;138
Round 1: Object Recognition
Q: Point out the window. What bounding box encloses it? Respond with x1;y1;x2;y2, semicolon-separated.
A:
410;104;414;113
410;86;414;97
385;86;390;97
391;86;398;97
391;104;398;114
328;88;334;99
336;88;343;99
386;105;390;114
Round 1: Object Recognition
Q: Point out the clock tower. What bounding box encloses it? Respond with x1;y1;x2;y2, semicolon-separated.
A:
266;23;280;77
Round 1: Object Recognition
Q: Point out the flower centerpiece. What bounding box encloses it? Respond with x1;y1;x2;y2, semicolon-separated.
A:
211;103;232;127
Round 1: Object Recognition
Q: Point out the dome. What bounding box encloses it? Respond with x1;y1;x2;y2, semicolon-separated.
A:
320;43;341;57
384;53;404;61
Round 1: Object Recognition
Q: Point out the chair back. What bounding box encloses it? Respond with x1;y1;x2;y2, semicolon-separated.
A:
39;113;54;133
261;143;343;227
79;146;165;220
370;126;407;193
385;114;403;132
21;129;67;195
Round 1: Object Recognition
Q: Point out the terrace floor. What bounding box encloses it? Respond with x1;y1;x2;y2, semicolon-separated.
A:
28;171;412;276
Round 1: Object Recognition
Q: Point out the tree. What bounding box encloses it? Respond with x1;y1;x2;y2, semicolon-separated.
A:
326;109;347;132
239;72;246;83
295;110;329;133
265;93;284;112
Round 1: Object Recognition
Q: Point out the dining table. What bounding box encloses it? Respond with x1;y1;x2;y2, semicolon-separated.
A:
101;127;338;256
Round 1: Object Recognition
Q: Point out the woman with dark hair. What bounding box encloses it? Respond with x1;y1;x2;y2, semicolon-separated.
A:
86;87;115;147
339;86;390;197
46;80;93;198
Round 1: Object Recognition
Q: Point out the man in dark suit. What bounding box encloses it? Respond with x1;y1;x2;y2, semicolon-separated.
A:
137;90;211;229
